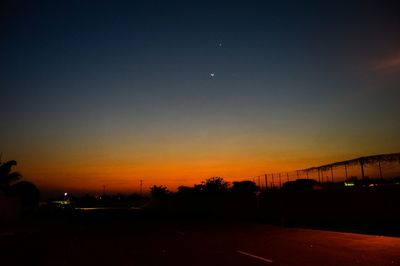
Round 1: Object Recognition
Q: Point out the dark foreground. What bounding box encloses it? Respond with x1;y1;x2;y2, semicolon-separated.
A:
1;211;399;266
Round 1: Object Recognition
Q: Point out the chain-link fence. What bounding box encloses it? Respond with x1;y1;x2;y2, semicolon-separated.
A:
252;153;400;189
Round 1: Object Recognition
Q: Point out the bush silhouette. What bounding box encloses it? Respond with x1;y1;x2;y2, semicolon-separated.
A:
231;181;258;194
9;181;40;212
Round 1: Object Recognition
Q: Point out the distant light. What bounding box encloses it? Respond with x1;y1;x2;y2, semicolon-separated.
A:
50;200;70;205
64;192;68;196
210;73;215;77
344;182;355;187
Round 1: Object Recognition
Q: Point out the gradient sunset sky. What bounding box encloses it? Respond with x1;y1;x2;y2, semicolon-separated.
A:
1;0;400;195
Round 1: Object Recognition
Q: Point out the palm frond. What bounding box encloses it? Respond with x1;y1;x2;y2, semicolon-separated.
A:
0;171;22;185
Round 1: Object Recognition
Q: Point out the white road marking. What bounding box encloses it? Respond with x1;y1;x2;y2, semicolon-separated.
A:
237;250;273;263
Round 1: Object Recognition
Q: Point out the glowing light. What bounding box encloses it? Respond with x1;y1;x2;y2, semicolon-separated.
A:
344;182;355;187
50;200;70;205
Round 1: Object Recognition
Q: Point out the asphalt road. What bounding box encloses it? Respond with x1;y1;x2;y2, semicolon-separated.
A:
1;218;400;266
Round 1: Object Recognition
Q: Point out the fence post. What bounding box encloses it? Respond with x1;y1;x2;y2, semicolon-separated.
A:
318;169;321;183
321;169;324;183
271;173;274;189
279;173;282;188
360;158;365;180
264;174;268;191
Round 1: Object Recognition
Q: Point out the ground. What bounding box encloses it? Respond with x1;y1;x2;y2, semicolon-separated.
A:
1;212;399;266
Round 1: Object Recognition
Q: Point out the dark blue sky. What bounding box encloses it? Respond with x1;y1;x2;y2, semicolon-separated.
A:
1;0;399;191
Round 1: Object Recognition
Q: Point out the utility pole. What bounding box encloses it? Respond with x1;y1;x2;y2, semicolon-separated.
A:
140;179;143;196
102;185;106;195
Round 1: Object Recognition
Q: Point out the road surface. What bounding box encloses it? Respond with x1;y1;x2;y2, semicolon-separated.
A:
1;219;399;265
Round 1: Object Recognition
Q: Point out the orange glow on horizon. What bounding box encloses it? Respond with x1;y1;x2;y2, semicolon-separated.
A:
18;150;374;194
8;123;399;195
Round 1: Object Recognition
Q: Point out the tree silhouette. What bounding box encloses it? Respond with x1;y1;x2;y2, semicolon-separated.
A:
0;160;21;188
150;185;169;200
0;160;40;213
199;177;229;194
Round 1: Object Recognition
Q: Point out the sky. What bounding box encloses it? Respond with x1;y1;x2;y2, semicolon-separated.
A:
1;0;400;195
